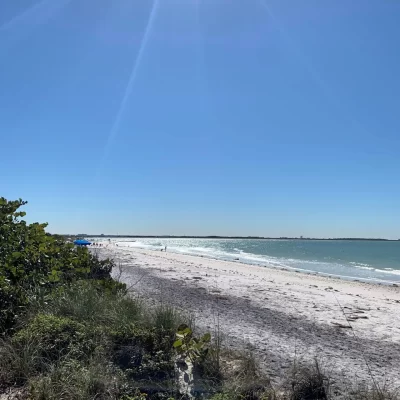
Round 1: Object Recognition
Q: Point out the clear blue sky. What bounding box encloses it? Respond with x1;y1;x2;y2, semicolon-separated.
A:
1;0;399;238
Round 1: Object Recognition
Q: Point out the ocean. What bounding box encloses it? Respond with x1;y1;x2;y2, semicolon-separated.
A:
96;238;400;284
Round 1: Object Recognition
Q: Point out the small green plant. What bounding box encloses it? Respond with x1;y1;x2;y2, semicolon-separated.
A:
152;304;181;332
288;359;329;400
173;324;211;364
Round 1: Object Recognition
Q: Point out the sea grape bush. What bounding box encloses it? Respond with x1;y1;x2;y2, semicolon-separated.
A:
0;197;115;333
173;324;211;364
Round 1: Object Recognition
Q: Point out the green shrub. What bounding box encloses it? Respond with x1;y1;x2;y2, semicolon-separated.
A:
0;279;28;334
43;282;112;324
29;357;125;400
12;314;95;364
0;197;114;334
94;277;127;294
110;324;172;373
0;336;41;386
44;281;142;329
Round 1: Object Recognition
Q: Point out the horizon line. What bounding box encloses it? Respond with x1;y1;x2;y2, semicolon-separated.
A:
58;234;400;241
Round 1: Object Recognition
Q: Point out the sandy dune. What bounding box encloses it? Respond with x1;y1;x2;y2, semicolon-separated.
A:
99;245;400;393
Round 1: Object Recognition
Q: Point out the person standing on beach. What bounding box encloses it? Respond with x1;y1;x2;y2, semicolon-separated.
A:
165;246;167;252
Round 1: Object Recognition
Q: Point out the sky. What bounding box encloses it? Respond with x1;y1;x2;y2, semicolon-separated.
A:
1;0;399;238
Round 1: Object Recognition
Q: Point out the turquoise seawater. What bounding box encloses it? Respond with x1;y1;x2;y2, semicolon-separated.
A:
103;238;400;284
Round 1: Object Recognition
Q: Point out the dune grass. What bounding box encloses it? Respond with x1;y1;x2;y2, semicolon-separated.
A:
1;280;399;400
0;281;205;399
0;280;398;400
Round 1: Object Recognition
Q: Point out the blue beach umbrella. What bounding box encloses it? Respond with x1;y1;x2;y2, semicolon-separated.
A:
73;239;92;246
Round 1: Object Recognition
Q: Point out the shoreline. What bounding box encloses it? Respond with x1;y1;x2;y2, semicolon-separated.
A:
109;244;400;293
94;240;400;286
100;244;400;392
161;251;400;287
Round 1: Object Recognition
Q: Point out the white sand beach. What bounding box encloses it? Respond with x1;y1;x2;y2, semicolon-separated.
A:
99;244;400;392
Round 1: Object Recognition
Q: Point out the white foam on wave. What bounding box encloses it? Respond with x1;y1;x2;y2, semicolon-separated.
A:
348;262;400;276
236;251;286;267
171;246;216;255
353;266;375;271
349;262;371;267
338;261;400;275
116;241;160;250
375;268;400;276
187;247;218;253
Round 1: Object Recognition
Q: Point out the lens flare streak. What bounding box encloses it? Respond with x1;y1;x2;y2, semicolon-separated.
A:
102;0;160;162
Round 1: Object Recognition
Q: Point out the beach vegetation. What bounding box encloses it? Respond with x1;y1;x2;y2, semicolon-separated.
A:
0;197;116;335
0;196;399;400
285;359;329;400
